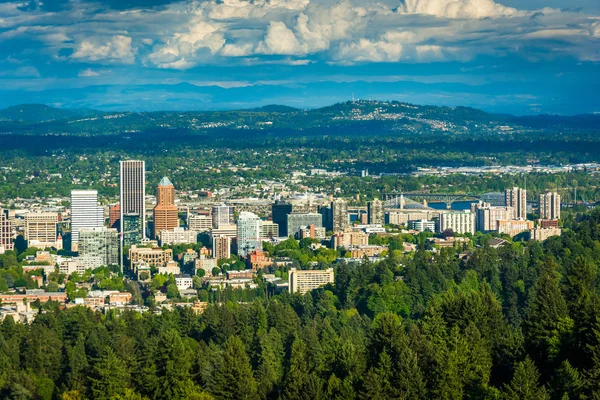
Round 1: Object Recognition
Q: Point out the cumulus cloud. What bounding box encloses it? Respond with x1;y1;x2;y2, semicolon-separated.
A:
71;35;136;64
257;21;303;55
78;68;100;77
2;0;600;70
396;0;523;18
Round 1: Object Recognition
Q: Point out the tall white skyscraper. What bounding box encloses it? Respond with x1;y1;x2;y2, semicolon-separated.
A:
120;160;146;239
539;192;561;220
71;190;104;251
237;211;261;256
505;187;527;220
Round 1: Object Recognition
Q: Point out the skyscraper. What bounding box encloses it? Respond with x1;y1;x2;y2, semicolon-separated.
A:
71;190;104;251
120;160;146;239
367;198;384;225
0;209;13;251
153;176;178;238
505;187;527;220
237;211;261;257
109;203;120;230
272;200;293;237
332;199;349;233
539;192;561;220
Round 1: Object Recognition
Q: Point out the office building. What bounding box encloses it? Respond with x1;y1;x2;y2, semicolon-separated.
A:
332;199;349;233
159;227;198;246
212;205;234;229
498;219;534;237
213;235;231;260
318;205;333;232
505;187;527;220
287;213;322;238
188;214;212;232
122;213;142;246
272;200;293;236
539;192;561;220
109;203;120;230
386;210;440;226
120;160;146;240
439;211;476;235
0;209;12;251
24;212;58;247
78;227;119;268
153;177;178;239
129;245;173;269
289;268;334;294
367;198;384;225
260;221;279;238
237;212;261;256
210;223;237;239
70;190;104;251
410;220;436;232
475;204;514;232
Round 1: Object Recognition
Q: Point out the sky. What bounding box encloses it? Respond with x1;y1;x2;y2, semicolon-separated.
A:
0;0;599;114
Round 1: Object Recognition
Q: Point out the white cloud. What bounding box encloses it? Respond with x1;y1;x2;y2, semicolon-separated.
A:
3;0;600;69
78;68;100;77
71;35;136;64
336;39;403;62
396;0;523;19
257;21;303;55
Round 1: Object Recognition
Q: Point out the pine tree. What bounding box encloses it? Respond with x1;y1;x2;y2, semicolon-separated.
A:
503;357;549;400
551;360;586;400
153;329;194;400
255;328;284;399
63;334;88;393
89;347;130;400
208;335;258;400
522;258;572;367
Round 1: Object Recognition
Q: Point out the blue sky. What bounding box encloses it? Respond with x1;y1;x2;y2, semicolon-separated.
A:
0;0;599;114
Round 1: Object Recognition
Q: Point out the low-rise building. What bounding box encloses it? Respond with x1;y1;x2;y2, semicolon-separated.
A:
156;261;181;275
159;227;198;246
497;219;534;237
331;228;369;248
195;255;217;276
129;246;173;271
175;274;193;291
289;268;334;294
109;292;132;305
531;227;562;242
409;220;436;232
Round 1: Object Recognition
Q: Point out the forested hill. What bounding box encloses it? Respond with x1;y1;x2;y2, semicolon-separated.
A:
1;101;598;137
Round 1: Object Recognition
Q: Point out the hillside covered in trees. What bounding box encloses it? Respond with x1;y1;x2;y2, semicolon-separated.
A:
3;209;600;399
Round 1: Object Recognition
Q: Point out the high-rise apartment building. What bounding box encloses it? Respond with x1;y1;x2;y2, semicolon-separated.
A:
212;205;234;229
505;187;527;220
213;235;231;260
153;177;178;238
289;268;334;294
259;221;279;238
71;190;104;251
24;212;58;247
439;211;476;235
120;160;146;240
272;200;293;236
78;227;119;268
539;192;561;220
367;198;384;225
237;211;261;257
332;199;349;233
0;209;13;251
475;205;515;232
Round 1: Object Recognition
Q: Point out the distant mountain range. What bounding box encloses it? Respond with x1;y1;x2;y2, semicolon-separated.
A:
1;80;599;115
0;101;598;137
